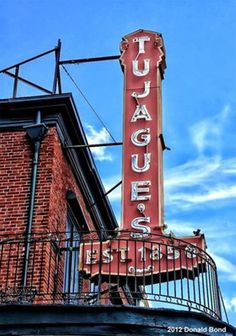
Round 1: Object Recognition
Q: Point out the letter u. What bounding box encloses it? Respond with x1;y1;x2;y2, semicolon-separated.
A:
132;59;150;76
131;153;151;172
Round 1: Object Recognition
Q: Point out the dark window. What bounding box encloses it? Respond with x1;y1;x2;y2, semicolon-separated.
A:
63;190;89;303
63;208;81;300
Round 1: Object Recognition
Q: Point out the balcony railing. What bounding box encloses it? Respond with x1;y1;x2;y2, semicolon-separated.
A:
0;231;222;320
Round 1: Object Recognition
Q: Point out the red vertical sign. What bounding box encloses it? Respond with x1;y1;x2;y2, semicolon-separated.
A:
79;30;206;281
120;30;166;237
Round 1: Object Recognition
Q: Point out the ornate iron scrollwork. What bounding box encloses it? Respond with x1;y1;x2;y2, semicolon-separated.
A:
0;287;37;304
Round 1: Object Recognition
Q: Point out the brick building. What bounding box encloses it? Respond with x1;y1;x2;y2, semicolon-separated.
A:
0;93;118;303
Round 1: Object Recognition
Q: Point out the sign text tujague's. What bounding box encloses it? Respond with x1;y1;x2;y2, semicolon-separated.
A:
120;30;166;238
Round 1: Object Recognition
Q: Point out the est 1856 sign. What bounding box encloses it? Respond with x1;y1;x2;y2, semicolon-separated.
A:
79;30;206;282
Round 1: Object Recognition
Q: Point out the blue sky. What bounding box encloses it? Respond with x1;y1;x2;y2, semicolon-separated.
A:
1;0;236;326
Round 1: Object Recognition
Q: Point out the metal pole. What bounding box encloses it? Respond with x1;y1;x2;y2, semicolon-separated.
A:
22;141;40;288
64;142;122;149
53;39;62;94
59;55;120;65
4;70;53;94
0;47;57;73
12;66;19;98
21;111;48;289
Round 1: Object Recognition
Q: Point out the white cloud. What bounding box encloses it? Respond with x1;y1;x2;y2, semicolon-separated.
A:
224;297;236;312
208;252;236;286
189;104;230;155
168;184;236;207
103;175;122;202
222;158;236;174
105;184;121;202
164;154;236;210
85;125;113;161
187;185;236;203
166;219;236;244
231;298;236;308
103;175;122;227
210;252;236;276
164;104;236;210
165;155;220;188
164;220;195;236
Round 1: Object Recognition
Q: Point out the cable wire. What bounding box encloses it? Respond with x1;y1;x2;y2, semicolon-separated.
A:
218;286;229;323
61;65;117;143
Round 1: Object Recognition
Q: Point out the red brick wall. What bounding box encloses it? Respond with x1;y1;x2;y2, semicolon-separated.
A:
0;131;31;235
0;127;97;302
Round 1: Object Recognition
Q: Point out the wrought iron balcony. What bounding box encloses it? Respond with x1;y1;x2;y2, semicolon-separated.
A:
0;231;223;321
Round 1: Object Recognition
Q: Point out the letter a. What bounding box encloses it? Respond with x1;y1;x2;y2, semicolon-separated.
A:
131;105;152;122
